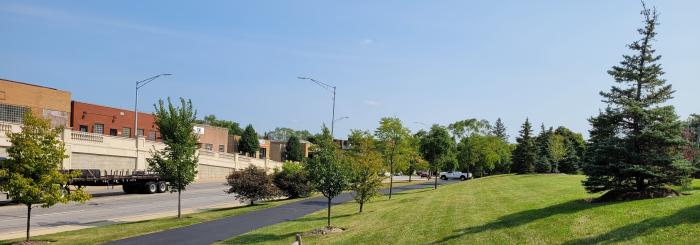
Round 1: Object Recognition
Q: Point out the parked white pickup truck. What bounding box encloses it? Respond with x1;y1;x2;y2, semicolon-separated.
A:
439;171;472;181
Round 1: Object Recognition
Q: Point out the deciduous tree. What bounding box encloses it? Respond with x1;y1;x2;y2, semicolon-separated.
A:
305;126;350;227
375;117;410;199
0;112;90;241
148;98;199;218
419;125;454;189
227;166;278;205
347;130;384;212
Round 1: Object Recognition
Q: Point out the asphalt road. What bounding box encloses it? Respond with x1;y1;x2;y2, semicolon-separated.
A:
0;181;239;240
108;179;453;245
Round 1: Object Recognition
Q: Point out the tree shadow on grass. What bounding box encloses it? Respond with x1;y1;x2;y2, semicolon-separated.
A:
563;204;700;245
287;213;357;223
220;232;299;244
433;199;610;244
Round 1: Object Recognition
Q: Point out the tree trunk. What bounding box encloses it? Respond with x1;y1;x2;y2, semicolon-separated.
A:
408;174;412;182
327;197;331;228
434;171;438;190
359;202;364;213
26;204;31;242
177;188;182;218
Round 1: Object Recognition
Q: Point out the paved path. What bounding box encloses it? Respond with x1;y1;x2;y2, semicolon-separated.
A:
108;180;452;245
0;181;242;240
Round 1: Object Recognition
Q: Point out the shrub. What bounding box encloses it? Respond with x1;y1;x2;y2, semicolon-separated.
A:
226;166;278;205
273;162;313;198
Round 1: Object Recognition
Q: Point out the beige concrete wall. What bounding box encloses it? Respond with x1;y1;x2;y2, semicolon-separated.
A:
198;164;235;180
0;121;283;181
70;153;135;171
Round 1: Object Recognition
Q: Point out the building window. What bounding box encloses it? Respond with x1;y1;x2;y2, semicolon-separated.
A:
109;128;118;136
122;127;131;137
0;103;30;124
205;144;213;151
259;148;267;159
148;131;156;141
79;125;88;132
219;145;225;152
137;129;144;137
93;124;104;134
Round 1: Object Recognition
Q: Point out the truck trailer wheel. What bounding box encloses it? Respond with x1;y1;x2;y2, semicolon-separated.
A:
144;182;158;194
122;183;136;194
157;181;168;193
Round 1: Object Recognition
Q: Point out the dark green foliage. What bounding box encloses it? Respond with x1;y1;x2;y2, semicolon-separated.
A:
305;126;351;227
511;119;537;174
226;166;278;205
559;144;580;174
583;4;691;194
265;127;313;141
419;125;456;189
534;124;553;173
273;162;313;198
284;135;304;162
148;98;199;218
493;118;509;142
239;124;260;156
197;114;243;136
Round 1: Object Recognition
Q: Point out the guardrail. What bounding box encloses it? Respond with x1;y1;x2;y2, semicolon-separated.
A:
70;131;104;143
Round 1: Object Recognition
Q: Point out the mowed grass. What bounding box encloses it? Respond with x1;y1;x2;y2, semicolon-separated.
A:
220;174;700;245
0;198;304;245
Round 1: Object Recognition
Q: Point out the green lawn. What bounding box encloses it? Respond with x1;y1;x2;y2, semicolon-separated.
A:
0;198;304;245
220;174;700;245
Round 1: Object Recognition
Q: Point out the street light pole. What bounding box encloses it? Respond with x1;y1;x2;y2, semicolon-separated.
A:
134;74;171;170
298;76;337;137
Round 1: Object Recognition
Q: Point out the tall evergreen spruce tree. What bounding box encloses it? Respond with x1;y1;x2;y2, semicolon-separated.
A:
583;3;691;196
493;118;508;142
239;124;260;157
284;135;304;162
511;119;537;174
534;124;553;173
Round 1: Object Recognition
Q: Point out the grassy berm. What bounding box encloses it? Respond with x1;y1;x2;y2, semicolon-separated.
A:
220;174;700;245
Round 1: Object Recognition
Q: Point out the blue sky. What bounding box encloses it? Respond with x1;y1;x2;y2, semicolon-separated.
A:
1;1;698;141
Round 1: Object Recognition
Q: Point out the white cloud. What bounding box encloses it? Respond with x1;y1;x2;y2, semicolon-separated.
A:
360;38;374;45
364;100;380;107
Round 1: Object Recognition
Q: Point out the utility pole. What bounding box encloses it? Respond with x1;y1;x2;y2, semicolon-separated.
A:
298;76;337;137
134;74;171;169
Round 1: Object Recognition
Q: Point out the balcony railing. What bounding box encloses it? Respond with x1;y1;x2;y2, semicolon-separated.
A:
70;131;104;143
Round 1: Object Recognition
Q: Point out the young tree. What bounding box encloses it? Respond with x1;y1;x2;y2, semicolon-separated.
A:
419;125;454;189
0;113;90;241
226;166;278;205
511;119;537;174
583;3;691;197
347;130;384;212
493;118;509;142
148;98;199;218
305;126;350;227
403;134;428;182
548;134;567;173
284;135;304;162
375;117;410;199
273;162;313;198
239;124;260;156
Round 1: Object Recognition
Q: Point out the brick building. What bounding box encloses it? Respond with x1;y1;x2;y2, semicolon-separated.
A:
0;78;71;127
71;101;159;141
194;124;229;152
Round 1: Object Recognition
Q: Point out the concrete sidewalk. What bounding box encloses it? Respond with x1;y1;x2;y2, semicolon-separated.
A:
108;180;452;245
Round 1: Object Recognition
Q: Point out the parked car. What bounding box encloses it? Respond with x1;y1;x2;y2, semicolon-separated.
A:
439;171;472;181
417;171;430;178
